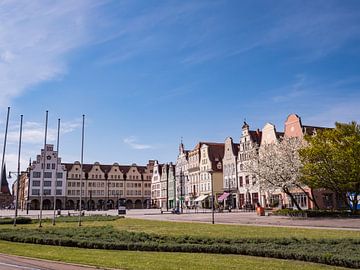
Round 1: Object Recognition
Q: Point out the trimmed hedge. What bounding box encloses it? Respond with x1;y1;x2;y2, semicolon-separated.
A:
0;226;359;268
272;209;358;218
43;215;121;223
0;217;32;224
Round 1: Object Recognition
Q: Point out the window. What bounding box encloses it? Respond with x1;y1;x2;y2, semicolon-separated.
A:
252;193;259;204
56;181;62;187
245;175;249;185
44;189;51;195
44;181;51;187
56;190;62;195
57;172;63;178
290;193;308;208
239;176;243;187
46;163;50;169
52;163;55;169
33;172;41;178
32;189;40;195
33;180;40;187
44;172;52;178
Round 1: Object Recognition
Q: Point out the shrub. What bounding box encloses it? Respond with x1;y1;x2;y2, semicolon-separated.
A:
272;209;357;218
0;217;32;225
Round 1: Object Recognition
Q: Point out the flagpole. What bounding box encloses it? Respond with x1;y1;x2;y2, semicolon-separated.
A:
39;111;48;228
78;115;85;226
0;107;10;184
14;115;23;226
52;118;60;225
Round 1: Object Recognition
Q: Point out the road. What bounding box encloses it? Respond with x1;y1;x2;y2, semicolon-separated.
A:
0;254;105;270
1;208;360;230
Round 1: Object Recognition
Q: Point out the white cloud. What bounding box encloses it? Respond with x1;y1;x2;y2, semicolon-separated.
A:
123;136;153;150
272;74;307;102
0;1;97;107
2;119;82;145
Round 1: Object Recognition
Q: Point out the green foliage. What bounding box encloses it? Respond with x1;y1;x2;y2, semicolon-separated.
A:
0;217;32;224
43;215;121;223
0;226;359;268
272;209;355;217
301;121;360;212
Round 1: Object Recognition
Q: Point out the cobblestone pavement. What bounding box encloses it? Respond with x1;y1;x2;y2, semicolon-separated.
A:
1;208;360;230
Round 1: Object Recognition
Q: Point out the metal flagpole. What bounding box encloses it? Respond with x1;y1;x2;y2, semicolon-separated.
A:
0;107;10;186
78;115;85;226
52;118;60;225
39;111;48;228
13;115;23;226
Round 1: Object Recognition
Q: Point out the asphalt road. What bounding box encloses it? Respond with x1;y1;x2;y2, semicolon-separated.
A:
0;254;104;270
1;208;360;230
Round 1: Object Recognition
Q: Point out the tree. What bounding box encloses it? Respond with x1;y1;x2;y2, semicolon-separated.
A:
300;122;360;213
247;137;306;210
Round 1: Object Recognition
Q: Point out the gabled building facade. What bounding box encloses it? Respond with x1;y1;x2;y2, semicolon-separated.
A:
196;142;224;208
222;137;239;209
283;114;337;210
237;122;262;209
29;144;67;210
176;142;189;208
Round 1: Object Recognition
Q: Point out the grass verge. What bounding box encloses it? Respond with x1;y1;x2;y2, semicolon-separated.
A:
112;218;360;239
0;240;350;270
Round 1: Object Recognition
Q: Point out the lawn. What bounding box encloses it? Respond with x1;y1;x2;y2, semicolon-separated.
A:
0;240;350;270
0;217;359;269
112;218;360;239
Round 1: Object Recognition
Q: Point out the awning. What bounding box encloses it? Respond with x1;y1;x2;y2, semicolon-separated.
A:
218;192;230;202
194;194;209;202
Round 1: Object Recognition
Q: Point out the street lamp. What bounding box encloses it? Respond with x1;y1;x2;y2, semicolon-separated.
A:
207;168;214;224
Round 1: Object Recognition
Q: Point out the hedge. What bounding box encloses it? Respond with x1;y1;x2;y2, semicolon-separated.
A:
272;209;358;218
0;217;32;224
0;226;359;268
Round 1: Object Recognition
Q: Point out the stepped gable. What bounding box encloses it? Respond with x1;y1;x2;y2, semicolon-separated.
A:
63;162;148;177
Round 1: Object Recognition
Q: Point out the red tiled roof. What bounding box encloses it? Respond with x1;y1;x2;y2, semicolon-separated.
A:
249;130;262;145
62;163;147;175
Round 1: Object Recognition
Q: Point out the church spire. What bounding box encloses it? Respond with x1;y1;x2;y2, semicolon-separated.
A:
0;163;11;195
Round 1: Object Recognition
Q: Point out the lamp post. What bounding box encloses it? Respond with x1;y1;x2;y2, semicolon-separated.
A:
207;168;214;224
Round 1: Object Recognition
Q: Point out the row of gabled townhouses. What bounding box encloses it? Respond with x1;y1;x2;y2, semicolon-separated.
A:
16;144;155;211
151;114;338;211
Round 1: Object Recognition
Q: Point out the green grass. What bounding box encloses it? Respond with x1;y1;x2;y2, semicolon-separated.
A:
1;217;359;269
0;240;349;270
112;218;360;239
5;217;360;240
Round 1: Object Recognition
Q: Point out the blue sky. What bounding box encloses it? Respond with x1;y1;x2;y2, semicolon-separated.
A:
1;0;360;186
